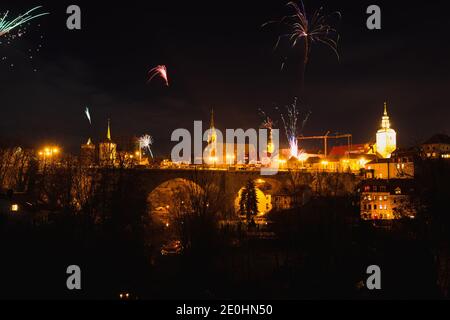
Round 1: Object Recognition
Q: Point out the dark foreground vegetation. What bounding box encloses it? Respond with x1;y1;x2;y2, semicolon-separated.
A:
0;150;450;299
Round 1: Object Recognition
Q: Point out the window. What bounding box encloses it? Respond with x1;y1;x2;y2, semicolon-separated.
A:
395;187;402;195
368;205;372;210
374;205;377;210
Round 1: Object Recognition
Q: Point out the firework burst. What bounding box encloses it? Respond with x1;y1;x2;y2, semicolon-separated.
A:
258;108;275;130
147;65;169;86
0;6;49;37
139;134;154;159
277;97;310;159
0;6;49;71
264;1;340;71
85;107;92;125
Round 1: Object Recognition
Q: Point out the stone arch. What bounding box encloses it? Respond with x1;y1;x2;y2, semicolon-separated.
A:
147;178;205;225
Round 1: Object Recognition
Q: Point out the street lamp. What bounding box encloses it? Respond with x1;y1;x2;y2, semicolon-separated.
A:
39;145;61;159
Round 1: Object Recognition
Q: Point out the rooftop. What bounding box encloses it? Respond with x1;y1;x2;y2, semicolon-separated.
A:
423;134;450;145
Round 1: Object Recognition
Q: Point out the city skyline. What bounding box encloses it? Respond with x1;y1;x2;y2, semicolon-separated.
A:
1;0;449;155
2;0;450;303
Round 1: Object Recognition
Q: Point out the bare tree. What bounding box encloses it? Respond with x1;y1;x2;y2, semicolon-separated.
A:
0;147;35;192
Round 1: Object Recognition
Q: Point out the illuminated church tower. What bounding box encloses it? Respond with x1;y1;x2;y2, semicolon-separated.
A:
99;119;117;166
81;137;96;166
375;102;397;158
206;109;218;164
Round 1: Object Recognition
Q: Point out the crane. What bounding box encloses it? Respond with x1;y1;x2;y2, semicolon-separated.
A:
297;132;353;157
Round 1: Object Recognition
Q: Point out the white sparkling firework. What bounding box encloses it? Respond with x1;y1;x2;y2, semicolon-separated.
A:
0;6;49;37
139;134;154;159
0;7;49;71
85;107;92;125
277;98;310;159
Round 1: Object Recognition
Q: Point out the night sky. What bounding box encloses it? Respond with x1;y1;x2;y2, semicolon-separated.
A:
1;0;449;155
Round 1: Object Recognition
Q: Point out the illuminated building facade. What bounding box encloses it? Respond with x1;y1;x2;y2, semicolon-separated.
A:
99;120;117;166
364;154;415;180
421;134;450;159
360;179;416;220
375;102;397;158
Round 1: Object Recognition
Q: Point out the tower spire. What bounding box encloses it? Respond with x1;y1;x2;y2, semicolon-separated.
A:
207;108;217;146
210;108;215;129
376;101;397;158
381;103;391;129
107;119;111;141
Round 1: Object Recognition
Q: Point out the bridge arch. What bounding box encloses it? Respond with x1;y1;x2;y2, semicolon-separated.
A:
233;177;289;216
147;178;205;224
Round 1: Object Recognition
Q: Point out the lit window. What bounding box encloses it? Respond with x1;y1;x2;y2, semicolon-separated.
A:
11;204;19;212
